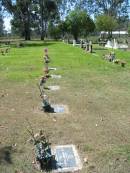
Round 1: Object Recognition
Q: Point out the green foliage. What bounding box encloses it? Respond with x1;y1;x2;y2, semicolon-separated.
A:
2;0;59;40
96;15;118;32
86;0;128;18
0;1;4;36
65;9;95;40
2;0;129;40
57;0;128;20
96;14;118;38
33;0;59;40
58;20;68;38
2;0;32;40
48;22;61;40
128;25;130;37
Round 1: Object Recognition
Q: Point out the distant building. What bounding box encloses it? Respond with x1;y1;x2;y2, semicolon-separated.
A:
100;31;128;38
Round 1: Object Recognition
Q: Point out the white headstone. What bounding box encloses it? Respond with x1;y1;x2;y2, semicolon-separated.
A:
73;40;76;46
105;40;113;48
105;39;128;50
113;39;119;49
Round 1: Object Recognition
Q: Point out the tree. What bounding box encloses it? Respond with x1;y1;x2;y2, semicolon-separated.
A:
48;22;61;40
2;0;32;40
96;14;118;38
39;0;57;40
73;0;128;17
58;20;68;38
32;0;59;40
72;0;129;34
0;1;4;36
58;0;77;17
128;24;130;37
65;9;95;41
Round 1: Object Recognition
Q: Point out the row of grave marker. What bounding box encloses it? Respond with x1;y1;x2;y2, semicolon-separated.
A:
39;48;65;113
73;40;93;53
33;48;82;172
72;39;126;67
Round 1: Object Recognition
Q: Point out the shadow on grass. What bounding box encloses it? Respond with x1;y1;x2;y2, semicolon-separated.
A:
93;48;108;51
0;146;14;164
23;42;56;47
35;159;61;172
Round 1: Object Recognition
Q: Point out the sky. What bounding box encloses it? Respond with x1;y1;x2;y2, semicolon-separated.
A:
4;17;12;32
3;0;15;31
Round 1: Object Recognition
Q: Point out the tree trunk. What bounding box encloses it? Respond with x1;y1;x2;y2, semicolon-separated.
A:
24;4;31;40
25;28;31;40
74;34;78;42
108;31;112;39
41;28;45;40
44;20;47;38
41;16;45;40
40;0;45;40
24;20;31;40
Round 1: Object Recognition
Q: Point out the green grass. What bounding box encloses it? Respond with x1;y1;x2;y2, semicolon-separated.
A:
1;41;130;173
0;41;130;81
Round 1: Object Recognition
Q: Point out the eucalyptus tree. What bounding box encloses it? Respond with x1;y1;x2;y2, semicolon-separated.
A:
2;0;32;40
0;0;4;36
65;9;95;41
70;0;129;32
32;0;59;40
96;14;118;38
69;0;129;17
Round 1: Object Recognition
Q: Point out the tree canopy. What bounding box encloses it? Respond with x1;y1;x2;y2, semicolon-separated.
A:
96;14;118;38
65;9;95;40
1;0;129;39
0;1;4;36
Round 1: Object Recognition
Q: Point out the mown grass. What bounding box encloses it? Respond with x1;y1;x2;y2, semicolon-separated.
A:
0;41;130;173
0;41;130;81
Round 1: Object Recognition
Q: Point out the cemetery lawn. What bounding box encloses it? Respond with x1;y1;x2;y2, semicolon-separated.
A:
0;41;130;173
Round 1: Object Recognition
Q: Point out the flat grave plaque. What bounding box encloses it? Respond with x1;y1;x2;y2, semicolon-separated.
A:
33;105;69;114
48;86;60;91
52;145;82;172
51;75;61;79
52;105;69;114
49;67;57;70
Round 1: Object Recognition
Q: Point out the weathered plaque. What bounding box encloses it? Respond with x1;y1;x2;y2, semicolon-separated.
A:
48;86;60;91
49;67;57;70
51;75;61;79
52;105;69;114
52;145;82;172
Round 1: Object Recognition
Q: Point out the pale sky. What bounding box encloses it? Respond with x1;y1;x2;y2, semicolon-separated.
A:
4;16;12;32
